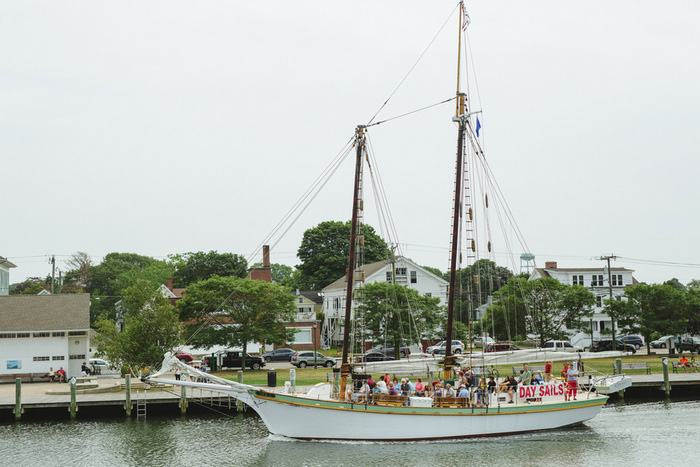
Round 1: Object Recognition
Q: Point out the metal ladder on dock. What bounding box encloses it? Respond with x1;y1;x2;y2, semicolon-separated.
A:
136;390;147;418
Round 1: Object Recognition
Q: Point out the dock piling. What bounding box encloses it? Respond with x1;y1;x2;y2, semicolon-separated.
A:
236;371;244;412
69;378;78;419
179;384;188;415
13;378;23;421
615;358;622;376
662;357;671;396
124;374;132;416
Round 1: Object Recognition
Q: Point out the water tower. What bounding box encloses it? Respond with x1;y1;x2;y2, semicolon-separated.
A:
520;252;535;275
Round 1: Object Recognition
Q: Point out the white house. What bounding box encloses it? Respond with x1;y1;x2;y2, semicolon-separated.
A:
321;257;449;345
0;256;17;296
529;261;637;346
0;294;91;377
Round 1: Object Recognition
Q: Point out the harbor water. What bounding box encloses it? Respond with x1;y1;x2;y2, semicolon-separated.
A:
1;398;697;466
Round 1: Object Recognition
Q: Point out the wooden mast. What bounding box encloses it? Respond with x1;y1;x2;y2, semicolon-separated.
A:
339;125;365;400
444;1;466;380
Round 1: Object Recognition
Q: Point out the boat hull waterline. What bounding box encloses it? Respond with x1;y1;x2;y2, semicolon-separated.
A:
249;391;607;441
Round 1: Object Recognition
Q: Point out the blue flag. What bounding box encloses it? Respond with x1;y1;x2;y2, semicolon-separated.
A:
476;117;481;137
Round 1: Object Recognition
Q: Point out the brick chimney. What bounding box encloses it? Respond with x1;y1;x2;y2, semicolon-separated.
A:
262;245;270;268
249;245;272;283
166;277;173;291
544;261;558;269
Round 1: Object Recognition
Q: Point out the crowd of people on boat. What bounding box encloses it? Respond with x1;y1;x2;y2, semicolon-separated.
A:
351;362;581;407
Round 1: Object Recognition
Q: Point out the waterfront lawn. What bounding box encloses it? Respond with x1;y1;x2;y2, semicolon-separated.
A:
490;353;678;376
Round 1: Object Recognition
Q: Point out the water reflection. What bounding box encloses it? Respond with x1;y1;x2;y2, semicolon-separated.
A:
1;400;698;466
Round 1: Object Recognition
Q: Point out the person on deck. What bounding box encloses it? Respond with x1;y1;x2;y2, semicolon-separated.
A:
388;382;398;396
544;361;552;382
47;367;55;383
400;379;411;396
414;377;425;396
521;364;532;386
689;357;698;372
561;363;569;380
367;375;376;391
566;363;579;401
376;375;388;394
445;383;456;397
507;376;518;403
56;367;66;382
487;376;496;394
679;356;690;372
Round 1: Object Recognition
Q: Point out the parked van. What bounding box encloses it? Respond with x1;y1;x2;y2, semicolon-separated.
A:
541;340;583;352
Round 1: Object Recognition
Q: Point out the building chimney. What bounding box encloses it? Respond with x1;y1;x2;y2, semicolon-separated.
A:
544;261;558;269
262;245;270;268
166;277;173;291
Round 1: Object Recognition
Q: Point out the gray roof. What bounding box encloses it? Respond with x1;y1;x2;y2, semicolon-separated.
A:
0;294;90;332
298;291;323;304
534;267;633;276
322;259;393;292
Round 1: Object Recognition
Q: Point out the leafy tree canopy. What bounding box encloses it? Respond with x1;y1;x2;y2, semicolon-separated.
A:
93;280;182;373
297;221;389;290
9;277;48;295
170;250;247;287
483;277;594;345
456;259;514;317
358;282;442;359
177;276;296;370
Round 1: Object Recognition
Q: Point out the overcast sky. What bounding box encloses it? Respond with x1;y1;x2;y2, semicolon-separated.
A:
2;1;699;287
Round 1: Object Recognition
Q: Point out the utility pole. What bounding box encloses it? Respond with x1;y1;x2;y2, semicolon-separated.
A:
598;254;618;350
50;255;56;294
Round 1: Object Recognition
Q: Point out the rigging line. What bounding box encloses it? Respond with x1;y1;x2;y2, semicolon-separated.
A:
365;136;402;253
366;2;461;126
618;257;700;268
367;97;457;128
246;136;354;263
269;144;356;252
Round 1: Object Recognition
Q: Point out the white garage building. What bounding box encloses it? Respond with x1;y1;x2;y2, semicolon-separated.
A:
0;294;91;378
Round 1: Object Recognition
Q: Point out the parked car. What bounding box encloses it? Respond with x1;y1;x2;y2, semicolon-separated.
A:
369;344;411;358
356;352;396;363
174;350;193;362
205;351;265;370
427;340;465;355
291;351;335;368
650;336;679;349
88;358;112;374
484;343;520;353
261;348;295;363
471;336;495;348
681;337;700;353
541;340;583;352
590;339;636;353
620;335;644;349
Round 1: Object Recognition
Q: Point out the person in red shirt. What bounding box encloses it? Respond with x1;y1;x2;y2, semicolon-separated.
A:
544;361;552;382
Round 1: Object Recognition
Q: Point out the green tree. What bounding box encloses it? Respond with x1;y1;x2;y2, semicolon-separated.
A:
621;283;689;353
177;276;296;371
170;251;247;287
296;221;388;290
455;259;513;323
86;253;173;324
422;266;447;281
62;251;93;292
9;277;48;295
358;282;442;359
93;280;182;373
483;277;594;346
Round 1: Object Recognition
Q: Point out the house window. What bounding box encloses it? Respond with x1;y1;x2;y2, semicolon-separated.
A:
425;293;432;298
0;333;16;339
52;332;65;337
52;356;65;361
289;327;313;344
590;321;598;331
386;271;392;283
596;296;602;307
600;321;606;331
591;275;597;286
617;275;623;286
33;356;50;362
16;333;29;338
573;275;583;285
396;268;407;276
410;271;417;283
68;331;87;336
33;332;50;338
69;355;86;360
298;298;303;304
616;296;622;301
